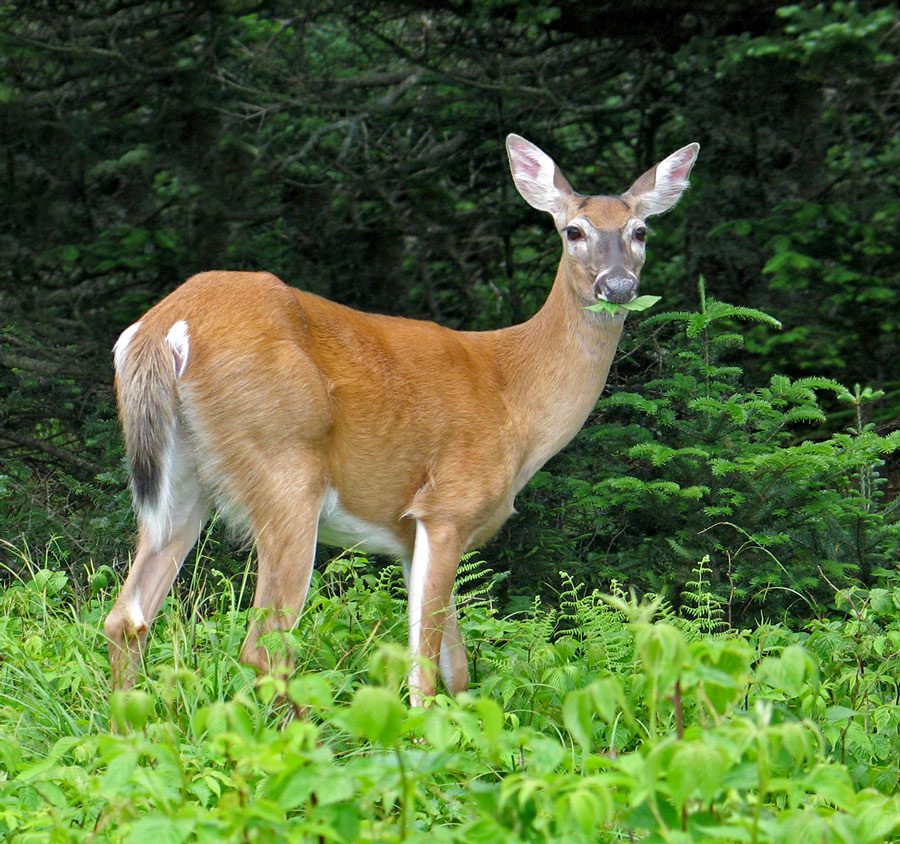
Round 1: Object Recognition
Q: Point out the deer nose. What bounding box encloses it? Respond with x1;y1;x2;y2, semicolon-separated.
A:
594;271;637;304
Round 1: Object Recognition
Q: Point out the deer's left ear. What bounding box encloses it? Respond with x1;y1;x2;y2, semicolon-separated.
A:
623;143;700;218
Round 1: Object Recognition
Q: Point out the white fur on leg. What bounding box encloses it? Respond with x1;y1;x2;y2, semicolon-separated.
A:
407;519;429;702
124;592;147;634
138;425;200;553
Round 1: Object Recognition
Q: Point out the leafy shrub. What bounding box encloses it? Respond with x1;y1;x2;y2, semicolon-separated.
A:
0;548;897;842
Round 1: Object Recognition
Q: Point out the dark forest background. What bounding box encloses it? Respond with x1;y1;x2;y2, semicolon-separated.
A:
1;1;897;618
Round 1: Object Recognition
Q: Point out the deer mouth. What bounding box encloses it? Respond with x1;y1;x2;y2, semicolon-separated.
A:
599;288;636;305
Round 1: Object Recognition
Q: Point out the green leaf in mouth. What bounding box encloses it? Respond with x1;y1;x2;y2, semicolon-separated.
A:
585;294;662;316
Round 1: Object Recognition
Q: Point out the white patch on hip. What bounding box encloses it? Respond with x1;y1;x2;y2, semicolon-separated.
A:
113;321;142;372
165;320;190;378
317;487;407;558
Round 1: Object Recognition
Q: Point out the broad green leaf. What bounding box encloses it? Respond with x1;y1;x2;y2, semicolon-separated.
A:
587;677;623;724
824;705;856;722
473;697;504;743
367;643;411;691
668;741;727;805
620;294;662;311
423;708;461;750
100;748;139;798
804;763;856;809
556;787;606;833
778;721;815;763
636;623;689;690
345;686;405;745
314;766;356;805
526;735;566;774
192;701;229;738
289;673;334;710
562;688;594;751
109;689;154;732
758;645;816;697
125;816;194;844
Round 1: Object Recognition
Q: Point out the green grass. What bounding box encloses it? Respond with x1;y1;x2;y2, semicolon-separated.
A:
0;545;898;842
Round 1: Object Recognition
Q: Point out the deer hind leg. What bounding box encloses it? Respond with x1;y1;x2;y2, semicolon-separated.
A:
408;520;464;705
239;468;326;678
105;481;207;690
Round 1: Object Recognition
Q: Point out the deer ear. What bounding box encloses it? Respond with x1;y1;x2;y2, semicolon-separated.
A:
506;134;573;221
623;143;699;218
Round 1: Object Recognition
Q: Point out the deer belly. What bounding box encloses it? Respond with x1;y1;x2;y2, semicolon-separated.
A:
317;487;408;559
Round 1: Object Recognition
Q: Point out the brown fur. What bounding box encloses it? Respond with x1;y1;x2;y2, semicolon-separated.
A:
129;268;621;548
106;266;623;699
572;195;634;231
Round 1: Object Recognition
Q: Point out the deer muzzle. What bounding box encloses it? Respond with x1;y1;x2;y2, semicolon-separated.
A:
594;271;637;304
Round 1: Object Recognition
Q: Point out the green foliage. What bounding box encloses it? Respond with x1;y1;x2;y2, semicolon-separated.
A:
1;550;898;841
676;2;898;421
506;279;898;618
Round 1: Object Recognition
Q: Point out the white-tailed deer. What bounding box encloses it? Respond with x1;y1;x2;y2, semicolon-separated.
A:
106;134;698;704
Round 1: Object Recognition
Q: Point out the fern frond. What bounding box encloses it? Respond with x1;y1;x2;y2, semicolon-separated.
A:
455;553;504;610
680;556;728;635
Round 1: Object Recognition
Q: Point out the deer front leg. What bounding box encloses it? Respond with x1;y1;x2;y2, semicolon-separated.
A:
408;520;463;706
401;561;469;696
439;594;470;694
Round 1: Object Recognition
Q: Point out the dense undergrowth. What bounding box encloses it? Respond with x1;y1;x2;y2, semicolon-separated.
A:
0;548;897;843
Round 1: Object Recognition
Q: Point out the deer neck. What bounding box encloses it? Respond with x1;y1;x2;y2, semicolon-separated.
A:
494;262;625;485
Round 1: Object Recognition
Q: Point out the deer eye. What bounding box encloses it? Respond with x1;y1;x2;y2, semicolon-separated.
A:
564;226;583;242
634;226;647;243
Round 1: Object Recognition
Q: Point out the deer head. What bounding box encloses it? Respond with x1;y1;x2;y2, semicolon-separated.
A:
506;134;699;306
